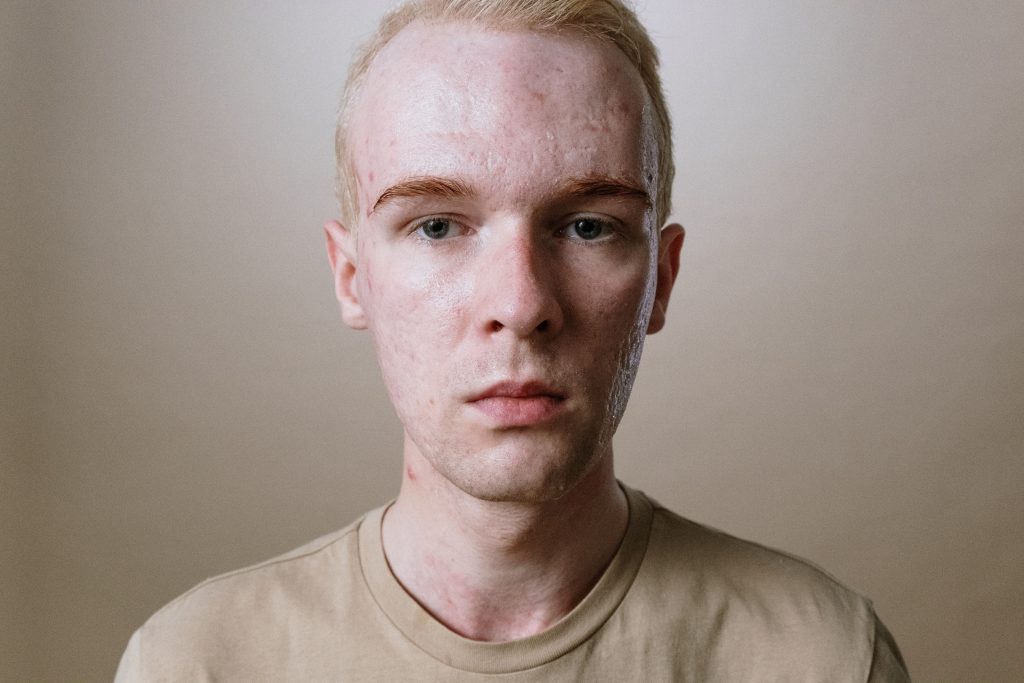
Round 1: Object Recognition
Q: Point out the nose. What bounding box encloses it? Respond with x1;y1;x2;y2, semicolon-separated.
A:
477;234;563;339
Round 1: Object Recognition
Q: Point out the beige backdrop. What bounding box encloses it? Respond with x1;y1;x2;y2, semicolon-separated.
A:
2;1;1022;681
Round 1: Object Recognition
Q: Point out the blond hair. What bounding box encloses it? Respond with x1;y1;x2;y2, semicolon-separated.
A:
335;0;674;227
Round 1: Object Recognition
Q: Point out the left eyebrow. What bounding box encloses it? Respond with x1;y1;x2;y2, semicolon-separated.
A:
556;175;652;209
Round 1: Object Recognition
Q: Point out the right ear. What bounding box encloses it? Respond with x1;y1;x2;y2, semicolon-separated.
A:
323;220;367;329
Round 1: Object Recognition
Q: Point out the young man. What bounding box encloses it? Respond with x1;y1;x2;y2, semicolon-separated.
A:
116;1;910;680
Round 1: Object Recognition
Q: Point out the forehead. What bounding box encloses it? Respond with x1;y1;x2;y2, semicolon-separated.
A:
348;22;655;219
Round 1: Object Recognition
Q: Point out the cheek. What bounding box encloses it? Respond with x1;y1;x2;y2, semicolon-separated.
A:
565;254;657;391
572;254;654;331
360;256;470;379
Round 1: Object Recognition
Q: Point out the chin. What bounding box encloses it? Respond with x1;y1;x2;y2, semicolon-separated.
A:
434;437;608;504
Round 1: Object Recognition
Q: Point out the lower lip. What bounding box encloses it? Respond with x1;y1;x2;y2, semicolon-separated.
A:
469;396;565;427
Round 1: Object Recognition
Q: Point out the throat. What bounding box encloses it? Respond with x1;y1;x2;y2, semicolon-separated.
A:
381;462;629;641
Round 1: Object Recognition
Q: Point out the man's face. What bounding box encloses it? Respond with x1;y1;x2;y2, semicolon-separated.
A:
328;22;681;503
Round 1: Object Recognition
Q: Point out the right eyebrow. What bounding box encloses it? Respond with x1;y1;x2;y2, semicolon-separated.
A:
369;176;475;216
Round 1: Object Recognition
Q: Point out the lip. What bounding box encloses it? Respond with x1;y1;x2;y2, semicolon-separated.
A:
469;381;565;402
467;381;567;427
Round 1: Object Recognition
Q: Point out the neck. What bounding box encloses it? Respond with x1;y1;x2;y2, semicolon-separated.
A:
381;437;628;642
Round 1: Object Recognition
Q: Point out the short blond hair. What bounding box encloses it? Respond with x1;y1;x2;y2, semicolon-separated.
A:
335;0;674;227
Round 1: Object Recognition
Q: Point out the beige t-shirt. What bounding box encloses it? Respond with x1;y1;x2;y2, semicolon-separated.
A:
115;486;909;681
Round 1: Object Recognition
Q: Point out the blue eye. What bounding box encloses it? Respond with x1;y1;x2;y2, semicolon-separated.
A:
569;218;609;241
416;218;451;239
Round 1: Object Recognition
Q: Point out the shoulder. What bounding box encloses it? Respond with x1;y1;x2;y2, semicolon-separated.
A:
627;492;906;680
115;517;366;681
149;520;360;628
649;498;868;618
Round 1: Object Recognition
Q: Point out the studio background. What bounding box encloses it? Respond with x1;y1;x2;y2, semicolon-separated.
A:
2;1;1022;681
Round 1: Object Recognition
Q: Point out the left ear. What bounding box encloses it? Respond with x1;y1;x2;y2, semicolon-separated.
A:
647;223;685;334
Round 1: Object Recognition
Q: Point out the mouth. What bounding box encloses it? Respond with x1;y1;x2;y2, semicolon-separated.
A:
467;381;567;427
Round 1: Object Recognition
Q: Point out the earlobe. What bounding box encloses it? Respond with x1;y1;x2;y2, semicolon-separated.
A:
323;220;367;330
647;223;685;335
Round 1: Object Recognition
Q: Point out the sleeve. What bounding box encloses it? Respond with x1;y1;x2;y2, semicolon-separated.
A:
112;628;142;683
866;611;911;683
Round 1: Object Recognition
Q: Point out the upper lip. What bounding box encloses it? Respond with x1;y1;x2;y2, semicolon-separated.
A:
468;381;565;402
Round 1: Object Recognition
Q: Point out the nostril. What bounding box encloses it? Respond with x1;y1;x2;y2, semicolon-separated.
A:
536;320;549;333
489;320;504;333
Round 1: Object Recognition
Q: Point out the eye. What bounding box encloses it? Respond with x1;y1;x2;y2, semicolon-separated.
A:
566;217;613;241
414;217;455;240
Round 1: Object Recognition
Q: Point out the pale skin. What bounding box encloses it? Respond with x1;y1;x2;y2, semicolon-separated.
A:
325;21;684;641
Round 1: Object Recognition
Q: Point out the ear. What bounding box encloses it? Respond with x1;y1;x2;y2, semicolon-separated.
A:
323;220;367;329
647;223;684;335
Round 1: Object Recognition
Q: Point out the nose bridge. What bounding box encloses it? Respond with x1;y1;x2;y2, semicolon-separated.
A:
478;227;562;337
